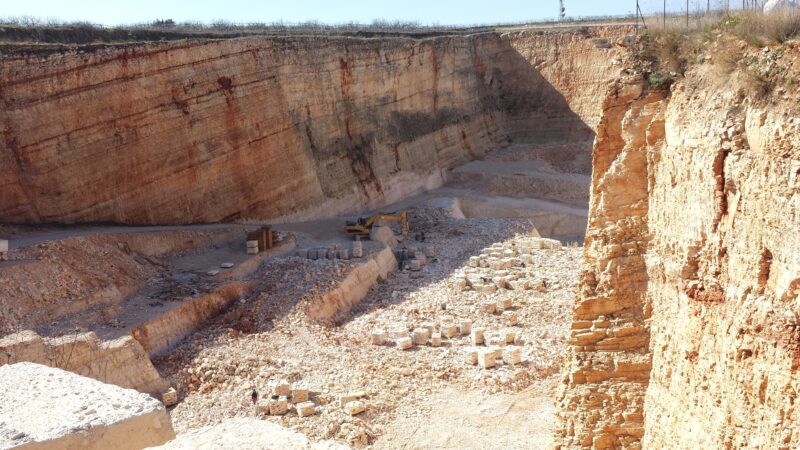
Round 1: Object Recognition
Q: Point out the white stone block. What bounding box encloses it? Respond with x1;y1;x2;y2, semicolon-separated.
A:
458;320;472;336
220;262;234;269
291;386;309;403
296;401;316;417
412;328;431;345
396;337;413;350
0;240;7;253
465;350;478;365
470;328;485;346
430;332;442;347
269;397;289;415
371;329;387;345
441;324;458;338
478;350;496;368
273;380;291;397
503;347;522;365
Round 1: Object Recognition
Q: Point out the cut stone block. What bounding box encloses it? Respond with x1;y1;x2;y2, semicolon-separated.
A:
247;247;259;255
206;270;220;276
478;350;496;368
441;324;458;338
220;262;234;269
503;347;522;365
162;387;178;407
412;328;431;345
338;249;350;260
344;400;366;416
499;298;513;310
273;380;291;397
396;337;413;350
424;246;435;257
246;240;259;248
296;401;316;417
420;322;435;334
466;350;479;365
459;320;472;336
0;363;175;449
371;329;387;345
291;386;309;403
480;283;498;294
0;239;7;253
470;328;485;346
269;397;289;415
430;332;442;347
503;330;517;344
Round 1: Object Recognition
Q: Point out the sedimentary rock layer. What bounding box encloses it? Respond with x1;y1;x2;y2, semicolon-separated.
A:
556;77;665;449
0;28;630;225
557;51;800;448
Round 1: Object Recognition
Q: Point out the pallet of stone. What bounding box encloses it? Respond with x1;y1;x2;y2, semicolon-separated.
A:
246;240;259;255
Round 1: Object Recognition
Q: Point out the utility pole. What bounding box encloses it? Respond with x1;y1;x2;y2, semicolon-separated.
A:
686;0;690;29
559;0;565;22
664;0;667;28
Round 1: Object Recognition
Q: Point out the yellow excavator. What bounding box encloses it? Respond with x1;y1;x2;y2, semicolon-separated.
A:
345;210;409;240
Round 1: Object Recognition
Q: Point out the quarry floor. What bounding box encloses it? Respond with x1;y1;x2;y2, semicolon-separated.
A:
153;212;581;448
0;141;587;448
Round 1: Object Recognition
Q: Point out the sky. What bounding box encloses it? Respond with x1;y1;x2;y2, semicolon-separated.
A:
1;0;743;26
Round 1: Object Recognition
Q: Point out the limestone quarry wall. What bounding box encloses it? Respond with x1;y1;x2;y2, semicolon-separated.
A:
557;56;800;448
643;64;800;449
0;28;629;225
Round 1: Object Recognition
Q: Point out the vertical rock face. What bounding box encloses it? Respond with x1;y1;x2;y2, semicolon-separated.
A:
556;77;666;449
0;29;630;225
558;60;800;448
643;66;800;449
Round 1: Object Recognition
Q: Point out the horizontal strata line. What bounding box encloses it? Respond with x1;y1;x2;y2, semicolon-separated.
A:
3;43;513;110
13;68;483;153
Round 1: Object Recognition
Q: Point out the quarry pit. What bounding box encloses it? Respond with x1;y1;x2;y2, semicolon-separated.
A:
1;18;800;450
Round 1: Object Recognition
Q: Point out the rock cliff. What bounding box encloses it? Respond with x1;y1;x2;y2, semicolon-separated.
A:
0;28;629;225
557;46;800;448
